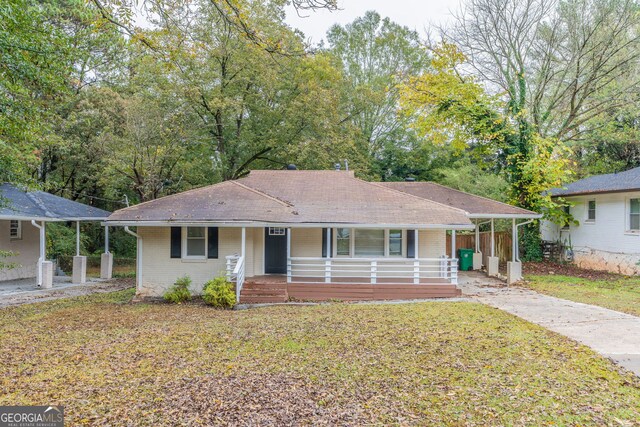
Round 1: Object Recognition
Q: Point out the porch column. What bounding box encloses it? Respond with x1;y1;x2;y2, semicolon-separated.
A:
241;227;246;258
473;220;482;270
286;227;292;283
450;230;456;259
100;225;113;280
487;218;499;277
72;221;86;285
507;218;522;285
413;230;419;284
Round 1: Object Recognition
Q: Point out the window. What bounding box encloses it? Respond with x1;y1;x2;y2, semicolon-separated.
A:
9;220;21;239
587;200;596;222
268;227;285;236
354;229;384;257
388;230;402;256
336;228;350;256
184;227;206;257
630;198;640;231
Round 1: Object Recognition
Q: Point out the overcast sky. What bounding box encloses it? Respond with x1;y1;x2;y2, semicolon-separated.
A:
284;0;463;45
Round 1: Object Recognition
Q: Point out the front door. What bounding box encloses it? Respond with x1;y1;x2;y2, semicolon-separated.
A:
264;227;287;274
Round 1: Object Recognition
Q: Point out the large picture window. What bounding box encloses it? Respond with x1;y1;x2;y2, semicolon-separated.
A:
185;227;206;257
630;198;640;231
354;229;385;256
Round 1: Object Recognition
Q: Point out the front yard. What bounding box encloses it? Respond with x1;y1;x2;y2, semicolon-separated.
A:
524;263;640;317
0;290;639;425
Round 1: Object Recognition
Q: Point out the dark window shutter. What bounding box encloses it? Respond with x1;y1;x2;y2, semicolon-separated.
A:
322;228;328;257
407;230;416;258
207;227;219;259
170;227;181;258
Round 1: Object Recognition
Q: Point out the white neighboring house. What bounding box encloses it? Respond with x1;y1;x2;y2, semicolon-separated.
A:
541;166;640;275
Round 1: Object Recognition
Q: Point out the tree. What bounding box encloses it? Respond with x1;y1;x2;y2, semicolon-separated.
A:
400;42;574;259
326;11;430;179
135;0;362;181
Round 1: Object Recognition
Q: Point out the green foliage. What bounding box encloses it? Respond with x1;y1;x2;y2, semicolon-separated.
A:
0;250;16;271
46;223;89;259
327;11;430;179
202;276;236;308
435;162;510;202
163;275;192;304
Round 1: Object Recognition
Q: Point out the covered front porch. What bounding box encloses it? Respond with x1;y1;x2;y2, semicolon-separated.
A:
225;226;463;303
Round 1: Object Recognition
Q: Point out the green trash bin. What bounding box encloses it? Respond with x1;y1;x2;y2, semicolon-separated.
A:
458;248;474;271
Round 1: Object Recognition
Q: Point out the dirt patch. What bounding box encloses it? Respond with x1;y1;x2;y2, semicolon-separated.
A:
524;261;621;280
0;279;134;308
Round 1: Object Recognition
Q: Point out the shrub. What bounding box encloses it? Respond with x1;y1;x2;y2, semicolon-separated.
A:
163;275;192;303
202;276;236;308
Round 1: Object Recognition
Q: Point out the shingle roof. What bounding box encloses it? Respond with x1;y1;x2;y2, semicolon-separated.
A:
550;166;640;197
107;170;474;227
0;184;110;221
380;182;537;217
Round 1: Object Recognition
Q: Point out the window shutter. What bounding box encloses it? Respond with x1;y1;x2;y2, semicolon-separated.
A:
406;230;416;258
207;227;219;259
170;227;181;258
322;228;328;257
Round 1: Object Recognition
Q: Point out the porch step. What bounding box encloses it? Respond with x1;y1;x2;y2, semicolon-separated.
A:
240;279;289;303
242;282;287;291
240;295;289;304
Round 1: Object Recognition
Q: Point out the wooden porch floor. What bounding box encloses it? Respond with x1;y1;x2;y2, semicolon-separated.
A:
239;275;461;303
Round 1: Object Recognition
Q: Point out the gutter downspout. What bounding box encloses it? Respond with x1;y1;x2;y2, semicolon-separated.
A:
31;220;45;287
124;226;142;290
515;219;536;262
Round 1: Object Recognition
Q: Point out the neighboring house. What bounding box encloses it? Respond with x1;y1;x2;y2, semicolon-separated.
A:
541;166;640;275
0;184;111;286
105;170;539;302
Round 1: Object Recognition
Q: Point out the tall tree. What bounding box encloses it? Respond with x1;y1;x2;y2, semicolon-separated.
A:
137;0;362;181
326;11;430;179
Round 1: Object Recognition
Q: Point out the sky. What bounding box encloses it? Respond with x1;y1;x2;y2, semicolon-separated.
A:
284;0;463;45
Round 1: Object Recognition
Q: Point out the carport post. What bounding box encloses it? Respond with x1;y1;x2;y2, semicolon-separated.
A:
490;219;495;257
101;225;113;280
512;218;517;262
475;220;479;253
104;226;109;254
76;221;80;256
73;221;87;284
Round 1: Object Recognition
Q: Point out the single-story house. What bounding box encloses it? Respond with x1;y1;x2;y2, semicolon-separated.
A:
0;183;111;287
105;169;539;302
541;166;640;275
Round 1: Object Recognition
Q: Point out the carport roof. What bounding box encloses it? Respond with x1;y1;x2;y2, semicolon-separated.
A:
0;183;110;221
380;182;539;218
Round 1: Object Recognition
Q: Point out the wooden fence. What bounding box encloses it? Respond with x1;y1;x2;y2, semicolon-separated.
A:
446;231;512;262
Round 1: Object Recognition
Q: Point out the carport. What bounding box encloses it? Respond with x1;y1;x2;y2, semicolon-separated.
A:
0;184;111;288
381;181;542;283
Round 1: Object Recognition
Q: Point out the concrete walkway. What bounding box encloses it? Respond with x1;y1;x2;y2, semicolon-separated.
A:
459;271;640;376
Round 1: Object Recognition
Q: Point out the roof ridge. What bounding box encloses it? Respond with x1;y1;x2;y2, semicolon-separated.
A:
230;181;293;207
362;179;471;216
423;181;535;214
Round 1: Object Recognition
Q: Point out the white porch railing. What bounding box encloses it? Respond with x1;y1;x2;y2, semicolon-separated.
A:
226;255;246;301
287;257;458;285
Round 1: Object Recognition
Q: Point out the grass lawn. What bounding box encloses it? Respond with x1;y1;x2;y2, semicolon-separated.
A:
1;290;639;426
524;274;640;317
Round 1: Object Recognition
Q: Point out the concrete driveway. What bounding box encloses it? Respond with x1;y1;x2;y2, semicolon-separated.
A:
459;271;640;376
